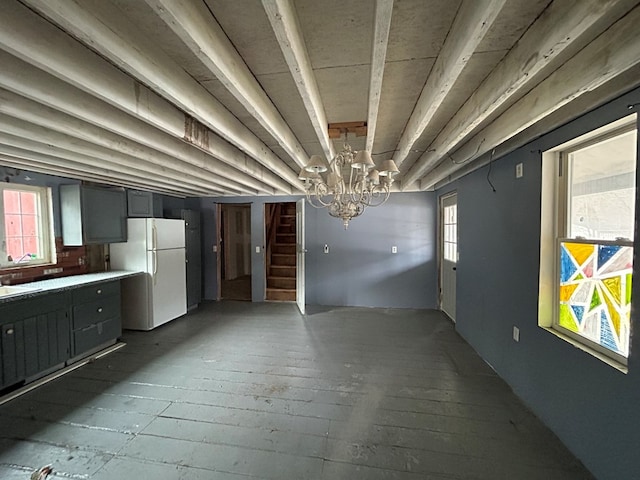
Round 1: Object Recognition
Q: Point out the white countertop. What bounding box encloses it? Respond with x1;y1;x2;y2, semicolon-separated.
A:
0;270;143;304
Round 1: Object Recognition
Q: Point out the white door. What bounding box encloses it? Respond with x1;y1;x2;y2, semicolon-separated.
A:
296;199;305;315
440;192;457;321
149;247;187;328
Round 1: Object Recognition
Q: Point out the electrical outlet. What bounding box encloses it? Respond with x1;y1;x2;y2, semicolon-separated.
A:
255;246;261;253
515;163;523;178
513;326;520;342
391;246;397;253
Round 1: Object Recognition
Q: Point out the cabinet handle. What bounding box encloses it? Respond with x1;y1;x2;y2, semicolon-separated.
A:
96;289;102;295
97;307;103;313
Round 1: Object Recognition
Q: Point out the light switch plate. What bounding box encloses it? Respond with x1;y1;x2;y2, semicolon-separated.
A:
513;326;520;342
515;163;523;178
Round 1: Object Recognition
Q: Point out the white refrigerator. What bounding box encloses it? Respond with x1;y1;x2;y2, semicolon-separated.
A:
110;218;187;330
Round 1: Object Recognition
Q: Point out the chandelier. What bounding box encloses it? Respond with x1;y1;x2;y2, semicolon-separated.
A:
299;135;399;229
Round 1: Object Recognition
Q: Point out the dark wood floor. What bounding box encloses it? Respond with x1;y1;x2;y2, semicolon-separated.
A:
221;275;252;301
0;302;593;479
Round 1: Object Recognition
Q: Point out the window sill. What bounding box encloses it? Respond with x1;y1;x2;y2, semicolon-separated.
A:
540;326;628;374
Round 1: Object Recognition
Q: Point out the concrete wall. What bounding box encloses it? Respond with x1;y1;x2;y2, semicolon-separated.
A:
200;192;437;308
436;86;640;480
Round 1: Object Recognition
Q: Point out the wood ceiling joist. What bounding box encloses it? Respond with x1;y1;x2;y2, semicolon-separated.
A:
419;3;640;190
0;152;213;197
0;113;249;197
0;87;258;196
262;0;336;161
392;0;506;171
402;0;638;189
0;49;285;196
8;0;302;193
146;0;309;171
365;0;394;153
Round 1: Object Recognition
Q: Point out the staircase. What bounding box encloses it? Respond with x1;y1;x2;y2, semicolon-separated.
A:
266;203;296;301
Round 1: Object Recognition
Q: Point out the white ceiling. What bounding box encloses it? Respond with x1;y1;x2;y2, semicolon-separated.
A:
0;0;639;197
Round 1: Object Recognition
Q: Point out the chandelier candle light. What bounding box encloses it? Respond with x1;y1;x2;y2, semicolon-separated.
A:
299;139;399;229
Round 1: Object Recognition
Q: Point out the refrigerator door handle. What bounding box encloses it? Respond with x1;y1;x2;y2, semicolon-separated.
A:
153;249;158;284
152;224;158;252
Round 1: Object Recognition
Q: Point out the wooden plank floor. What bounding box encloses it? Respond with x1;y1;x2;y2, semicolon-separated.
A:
0;301;594;479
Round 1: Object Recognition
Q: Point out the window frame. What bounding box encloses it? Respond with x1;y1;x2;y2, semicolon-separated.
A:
538;114;637;371
0;182;56;269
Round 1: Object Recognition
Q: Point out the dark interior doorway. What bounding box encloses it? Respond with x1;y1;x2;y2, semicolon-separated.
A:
219;203;252;301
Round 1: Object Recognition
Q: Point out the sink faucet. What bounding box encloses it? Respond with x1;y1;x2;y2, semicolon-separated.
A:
12;253;34;264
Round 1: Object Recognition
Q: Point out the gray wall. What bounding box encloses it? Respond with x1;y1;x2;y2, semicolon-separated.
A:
436;86;640;480
200;192;437;308
305;191;436;308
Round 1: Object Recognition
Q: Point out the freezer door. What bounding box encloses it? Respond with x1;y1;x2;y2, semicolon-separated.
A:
146;219;185;250
148;248;187;328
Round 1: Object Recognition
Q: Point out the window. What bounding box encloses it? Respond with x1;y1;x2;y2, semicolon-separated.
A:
539;114;636;369
443;203;458;262
0;183;55;268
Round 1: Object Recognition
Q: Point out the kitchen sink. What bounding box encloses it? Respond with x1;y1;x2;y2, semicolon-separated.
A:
0;285;42;299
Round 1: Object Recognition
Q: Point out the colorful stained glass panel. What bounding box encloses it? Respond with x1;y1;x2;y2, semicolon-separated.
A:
558;241;632;358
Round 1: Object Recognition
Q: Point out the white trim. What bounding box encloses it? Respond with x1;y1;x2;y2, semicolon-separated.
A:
538;113;637;368
0;182;54;268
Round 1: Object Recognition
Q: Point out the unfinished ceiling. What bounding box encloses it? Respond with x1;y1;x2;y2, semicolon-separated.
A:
0;0;639;197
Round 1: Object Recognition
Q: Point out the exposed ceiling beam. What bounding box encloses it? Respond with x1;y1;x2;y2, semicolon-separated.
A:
419;4;640;190
0;130;240;198
0;113;239;196
0;87;258;196
0;39;287;196
0;153;205;197
365;0;394;153
262;0;335;161
402;0;638;189
393;0;506;171
145;0;309;170
14;0;303;192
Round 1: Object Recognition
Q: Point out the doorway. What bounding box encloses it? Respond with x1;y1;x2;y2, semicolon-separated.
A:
439;192;457;321
264;202;298;302
219;203;252;301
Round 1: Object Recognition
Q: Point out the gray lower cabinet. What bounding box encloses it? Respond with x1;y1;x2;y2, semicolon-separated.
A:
0;293;70;390
0;279;123;392
71;281;121;357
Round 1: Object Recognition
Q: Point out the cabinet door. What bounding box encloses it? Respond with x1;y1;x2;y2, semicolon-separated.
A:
127;190;154;217
1;322;25;389
81;186;127;244
23;310;70;377
186;237;202;308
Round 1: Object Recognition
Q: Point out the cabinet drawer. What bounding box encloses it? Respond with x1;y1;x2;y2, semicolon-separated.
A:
73;317;121;355
72;297;120;330
72;281;120;304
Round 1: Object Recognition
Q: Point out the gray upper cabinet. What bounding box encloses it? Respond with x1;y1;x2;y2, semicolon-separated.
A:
127;190;164;217
60;184;127;246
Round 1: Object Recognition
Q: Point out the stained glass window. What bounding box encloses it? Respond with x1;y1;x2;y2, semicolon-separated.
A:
559;240;632;358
